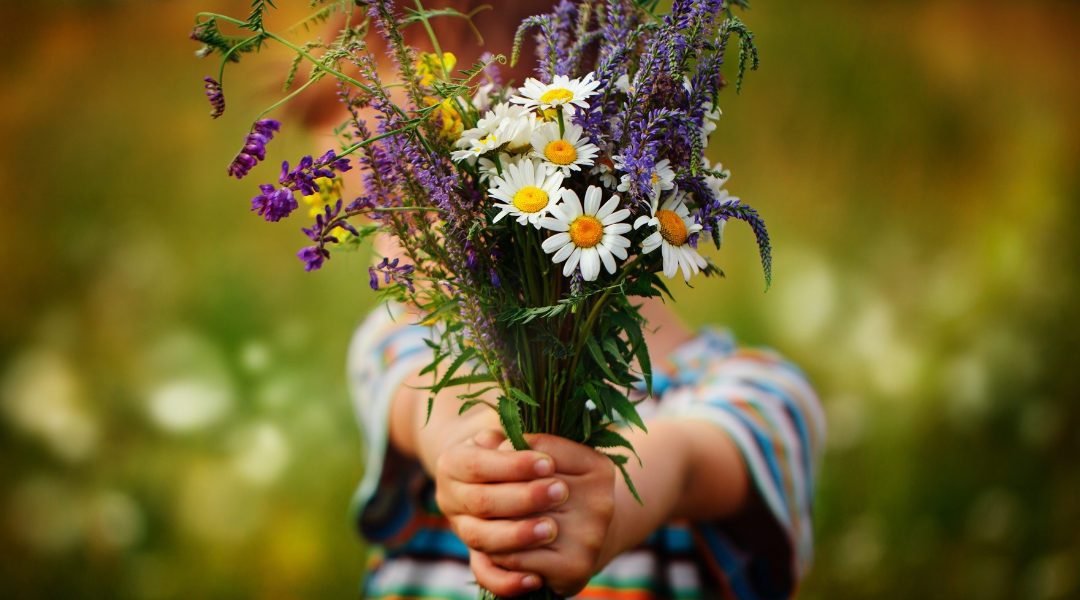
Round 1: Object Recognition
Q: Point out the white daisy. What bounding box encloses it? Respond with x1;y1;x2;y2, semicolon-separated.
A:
455;103;537;156
450;131;502;164
510;73;601;114
702;159;732;199
530;122;599;175
477;152;519;182
634;191;707;281
488;159;565;227
701;102;722;142
590;157;619;189
540;186;632;281
614;157;676;201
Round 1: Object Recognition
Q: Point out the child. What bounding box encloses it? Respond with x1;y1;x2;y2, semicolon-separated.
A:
343;2;825;598
348;301;823;598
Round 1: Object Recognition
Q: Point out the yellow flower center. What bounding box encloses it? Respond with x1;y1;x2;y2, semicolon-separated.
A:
650;172;660;186
545;140;578;165
656;209;689;246
539;87;575;104
512;186;550;213
569;215;604;248
541;108;559;122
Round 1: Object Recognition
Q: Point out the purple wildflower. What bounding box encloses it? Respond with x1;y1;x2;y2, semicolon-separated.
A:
698;195;773;288
279;150;352;196
368;257;416;293
203;76;225;118
250;184;297;222
297;246;329;272
227;119;280;179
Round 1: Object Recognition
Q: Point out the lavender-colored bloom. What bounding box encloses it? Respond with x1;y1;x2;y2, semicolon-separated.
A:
369;257;416;293
297;246;328;272
227;119;280;179
251;184;297;222
699;195;773;288
203;76;225;118
279;150;351;196
490;268;501;288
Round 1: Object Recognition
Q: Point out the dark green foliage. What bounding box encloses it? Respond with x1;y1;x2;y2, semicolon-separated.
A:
719;16;759;93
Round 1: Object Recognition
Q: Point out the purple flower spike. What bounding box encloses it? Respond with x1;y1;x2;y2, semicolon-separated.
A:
369;257;416;293
227;119;281;179
251;184;297;222
203;77;225;118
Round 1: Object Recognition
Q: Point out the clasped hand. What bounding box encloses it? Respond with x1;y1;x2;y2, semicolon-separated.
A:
435;429;616;596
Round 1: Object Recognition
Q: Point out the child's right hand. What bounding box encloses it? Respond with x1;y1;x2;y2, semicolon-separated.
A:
434;429;567;594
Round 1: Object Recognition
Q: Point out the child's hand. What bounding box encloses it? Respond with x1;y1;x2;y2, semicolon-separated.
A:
483;434;617;597
433;429;568;595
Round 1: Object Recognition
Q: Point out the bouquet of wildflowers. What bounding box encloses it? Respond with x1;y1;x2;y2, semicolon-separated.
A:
193;0;769;597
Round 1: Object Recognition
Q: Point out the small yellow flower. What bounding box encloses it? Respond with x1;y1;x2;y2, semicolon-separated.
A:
415;52;457;86
301;177;350;242
423;96;464;140
434;98;464;139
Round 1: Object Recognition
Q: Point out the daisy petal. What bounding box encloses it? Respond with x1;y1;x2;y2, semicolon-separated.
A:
542;232;571;253
564;247;581;276
552;240;576;263
580;249;600;281
597;244;616;274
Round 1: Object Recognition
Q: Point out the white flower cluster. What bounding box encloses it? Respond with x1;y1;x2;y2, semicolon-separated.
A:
452;73;709;282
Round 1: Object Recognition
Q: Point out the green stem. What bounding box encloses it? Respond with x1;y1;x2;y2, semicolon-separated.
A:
255;74;321;121
412;0;450;80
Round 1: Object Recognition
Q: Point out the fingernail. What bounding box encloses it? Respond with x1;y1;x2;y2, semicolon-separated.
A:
534;521;553;541
548;481;568;502
534;458;553;476
522;575;540;589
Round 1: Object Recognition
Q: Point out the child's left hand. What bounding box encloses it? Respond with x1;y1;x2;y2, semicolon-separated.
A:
469;434;618;597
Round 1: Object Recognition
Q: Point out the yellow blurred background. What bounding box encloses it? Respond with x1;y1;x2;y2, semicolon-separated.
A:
0;0;1077;598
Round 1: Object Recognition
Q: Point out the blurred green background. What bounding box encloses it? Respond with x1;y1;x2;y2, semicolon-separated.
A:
1;0;1077;598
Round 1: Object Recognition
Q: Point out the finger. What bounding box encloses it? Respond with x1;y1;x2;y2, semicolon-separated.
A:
499;434;604;476
469;550;542;597
471;429;506;450
454;515;558;553
440;444;555;484
488;548;591;596
446;477;569;518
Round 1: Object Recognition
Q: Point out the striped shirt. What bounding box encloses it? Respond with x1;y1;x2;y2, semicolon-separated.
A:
347;305;825;599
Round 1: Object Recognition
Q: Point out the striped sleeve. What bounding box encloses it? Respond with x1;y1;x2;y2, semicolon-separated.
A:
657;346;825;599
346;303;434;543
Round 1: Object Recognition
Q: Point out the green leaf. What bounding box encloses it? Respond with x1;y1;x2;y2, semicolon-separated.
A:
509;387;539;407
588;428;642;466
583;382;606;414
458;398;495;415
441;373;496;388
429;347;477;393
606;453;643;505
605;388;648;432
457;385;498;400
585;336;620;382
498;395;528;451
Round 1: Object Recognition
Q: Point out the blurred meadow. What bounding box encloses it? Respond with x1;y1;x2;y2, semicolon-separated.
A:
1;0;1077;598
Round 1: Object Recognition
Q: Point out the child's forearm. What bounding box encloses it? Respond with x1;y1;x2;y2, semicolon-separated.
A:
600;418;750;566
388;371;500;475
